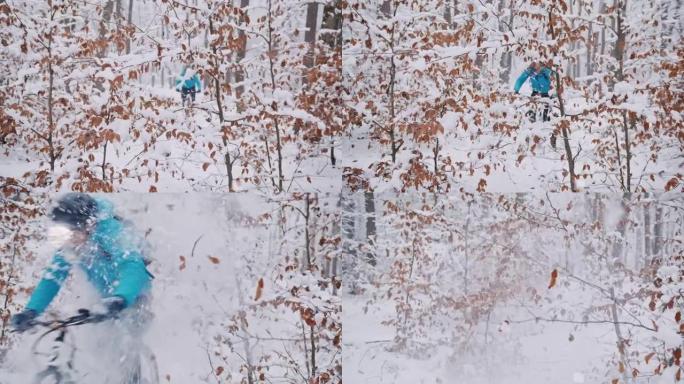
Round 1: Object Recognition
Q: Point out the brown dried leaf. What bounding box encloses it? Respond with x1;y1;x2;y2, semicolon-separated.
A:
254;277;264;301
645;352;655;364
548;269;558;289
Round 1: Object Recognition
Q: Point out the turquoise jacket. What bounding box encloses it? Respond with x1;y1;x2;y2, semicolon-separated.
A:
175;67;202;92
514;66;554;94
26;198;151;315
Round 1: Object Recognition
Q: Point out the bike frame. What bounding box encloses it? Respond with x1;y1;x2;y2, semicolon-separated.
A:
26;310;158;384
29;310;106;384
516;94;559;123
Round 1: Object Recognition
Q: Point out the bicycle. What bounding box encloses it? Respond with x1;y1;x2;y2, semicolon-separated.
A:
23;309;159;384
522;94;560;123
180;87;196;108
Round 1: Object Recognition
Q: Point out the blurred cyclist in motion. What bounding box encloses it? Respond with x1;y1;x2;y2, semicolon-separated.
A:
11;193;154;383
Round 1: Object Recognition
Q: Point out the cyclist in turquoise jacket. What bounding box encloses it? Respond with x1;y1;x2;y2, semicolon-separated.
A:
175;66;202;105
514;61;554;122
11;193;152;331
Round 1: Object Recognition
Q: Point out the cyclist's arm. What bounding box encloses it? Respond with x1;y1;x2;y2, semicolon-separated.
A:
513;68;531;93
25;253;72;315
113;254;151;307
96;218;151;307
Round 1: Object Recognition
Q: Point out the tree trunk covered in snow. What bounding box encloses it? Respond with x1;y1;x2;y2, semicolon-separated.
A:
498;0;514;83
653;205;663;260
46;9;57;173
612;0;632;193
364;191;376;266
574;0;581;78
126;0;134;54
464;202;471;295
304;3;319;71
548;8;578;191
321;0;341;166
0;233;19;354
265;0;284;192
321;0;342;50
99;1;115;57
235;0;250;103
643;199;652;267
341;190;359;293
610;287;632;384
380;0;391;17
234;275;257;384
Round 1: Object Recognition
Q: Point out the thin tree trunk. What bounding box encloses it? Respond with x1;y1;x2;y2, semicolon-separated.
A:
304;193;312;270
610;287;632;384
400;239;417;344
548;9;578;191
331;250;339;296
643;200;652;267
266;0;283;192
498;0;514;83
621;112;632;192
389;33;399;163
309;325;316;378
653;205;663;259
263;135;276;189
303;3;319;71
464;202;471;295
126;0;134;54
0;234;20;350
611;1;632;193
321;1;341;166
99;0;115;57
575;0;582;77
340;191;358;293
47;45;56;172
102;141;108;182
225;152;234;192
380;0;391;17
234;276;256;384
208;16;234;191
235;0;250;104
364;191;376;266
586;19;593;77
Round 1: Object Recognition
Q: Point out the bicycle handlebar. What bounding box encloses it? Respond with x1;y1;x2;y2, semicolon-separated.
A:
26;309;109;331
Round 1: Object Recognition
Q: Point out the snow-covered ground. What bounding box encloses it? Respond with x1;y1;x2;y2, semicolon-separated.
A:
342;192;684;384
344;291;648;384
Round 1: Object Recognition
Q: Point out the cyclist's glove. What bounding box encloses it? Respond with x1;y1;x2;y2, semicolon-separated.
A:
11;309;37;332
102;296;126;317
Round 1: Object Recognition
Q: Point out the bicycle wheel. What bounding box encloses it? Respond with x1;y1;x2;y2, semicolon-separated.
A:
134;346;159;384
33;366;75;384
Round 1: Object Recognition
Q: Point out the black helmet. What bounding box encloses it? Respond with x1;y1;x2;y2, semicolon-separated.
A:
51;193;98;229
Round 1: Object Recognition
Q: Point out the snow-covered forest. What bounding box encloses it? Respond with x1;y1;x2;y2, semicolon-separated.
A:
1;193;340;383
343;192;684;383
1;0;683;383
343;0;683;193
1;0;342;194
